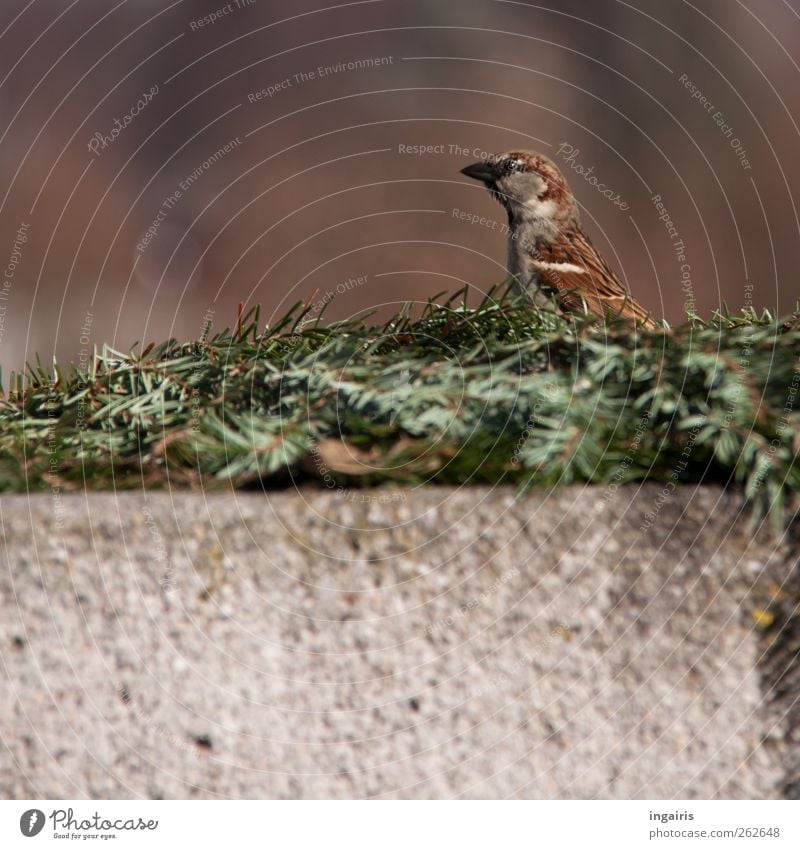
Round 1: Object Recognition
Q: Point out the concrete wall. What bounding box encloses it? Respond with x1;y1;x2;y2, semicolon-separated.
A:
0;485;795;799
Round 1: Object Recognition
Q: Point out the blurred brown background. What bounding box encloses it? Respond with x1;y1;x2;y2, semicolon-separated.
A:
1;0;798;375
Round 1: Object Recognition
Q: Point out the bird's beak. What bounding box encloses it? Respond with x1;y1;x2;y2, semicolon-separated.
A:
460;161;496;184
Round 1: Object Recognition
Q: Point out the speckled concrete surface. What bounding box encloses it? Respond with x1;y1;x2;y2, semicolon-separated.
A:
0;485;789;798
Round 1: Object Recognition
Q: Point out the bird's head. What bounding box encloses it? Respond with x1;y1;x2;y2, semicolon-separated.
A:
460;150;578;231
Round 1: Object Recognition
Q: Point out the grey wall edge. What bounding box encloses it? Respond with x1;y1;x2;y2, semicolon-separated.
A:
0;484;796;799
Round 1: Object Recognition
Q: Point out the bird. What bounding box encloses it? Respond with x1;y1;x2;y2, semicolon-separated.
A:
460;150;655;326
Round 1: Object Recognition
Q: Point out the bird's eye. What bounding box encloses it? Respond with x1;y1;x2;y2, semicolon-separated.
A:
502;159;523;174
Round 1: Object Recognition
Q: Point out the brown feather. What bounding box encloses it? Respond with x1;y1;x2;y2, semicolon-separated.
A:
530;228;655;327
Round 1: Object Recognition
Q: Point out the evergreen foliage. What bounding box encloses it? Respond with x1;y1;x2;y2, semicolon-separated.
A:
1;285;797;527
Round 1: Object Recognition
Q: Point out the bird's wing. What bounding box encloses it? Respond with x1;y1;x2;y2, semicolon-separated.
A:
529;228;654;326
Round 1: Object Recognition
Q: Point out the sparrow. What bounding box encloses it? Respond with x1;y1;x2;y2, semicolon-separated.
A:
461;150;655;326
